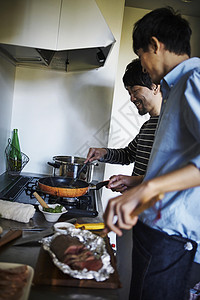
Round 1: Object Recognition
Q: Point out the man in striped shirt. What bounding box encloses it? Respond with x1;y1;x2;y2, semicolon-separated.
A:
86;58;162;192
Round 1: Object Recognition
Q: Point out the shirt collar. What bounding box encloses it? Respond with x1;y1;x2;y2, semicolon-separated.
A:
161;57;200;92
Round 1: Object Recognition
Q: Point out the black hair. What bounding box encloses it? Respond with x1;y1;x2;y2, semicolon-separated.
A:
123;58;153;89
132;6;192;57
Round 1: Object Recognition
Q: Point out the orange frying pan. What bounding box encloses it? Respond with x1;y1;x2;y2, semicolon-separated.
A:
38;176;109;198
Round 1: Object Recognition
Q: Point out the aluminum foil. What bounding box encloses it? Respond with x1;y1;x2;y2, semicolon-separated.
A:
41;227;114;281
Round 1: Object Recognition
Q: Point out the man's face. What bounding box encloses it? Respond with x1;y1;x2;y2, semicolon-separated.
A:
126;85;153;116
137;47;164;85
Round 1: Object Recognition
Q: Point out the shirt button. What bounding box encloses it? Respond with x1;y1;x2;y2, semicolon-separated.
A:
184;242;193;251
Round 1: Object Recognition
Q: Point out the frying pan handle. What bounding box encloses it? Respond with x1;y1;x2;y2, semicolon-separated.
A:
67;209;98;217
95;180;109;190
47;162;60;168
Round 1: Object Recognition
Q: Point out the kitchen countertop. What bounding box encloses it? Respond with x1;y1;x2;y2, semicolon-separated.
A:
0;174;120;300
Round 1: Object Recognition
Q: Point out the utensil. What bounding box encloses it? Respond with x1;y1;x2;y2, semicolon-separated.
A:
0;229;22;247
33;191;49;208
74;222;105;230
75;161;89;178
70;162;89;185
11;227;47;231
131;193;164;217
13;228;54;246
38;176;109;198
106;194;165;236
11;218;77;232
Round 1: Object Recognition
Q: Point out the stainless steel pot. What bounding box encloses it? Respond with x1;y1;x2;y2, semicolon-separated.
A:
47;156;97;183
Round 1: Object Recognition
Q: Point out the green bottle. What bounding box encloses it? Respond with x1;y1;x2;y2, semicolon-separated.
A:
9;129;22;172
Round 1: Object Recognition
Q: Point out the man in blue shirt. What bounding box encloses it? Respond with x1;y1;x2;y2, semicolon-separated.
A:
104;7;200;300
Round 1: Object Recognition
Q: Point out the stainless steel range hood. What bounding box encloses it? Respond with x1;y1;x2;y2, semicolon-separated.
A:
0;0;115;72
0;43;114;72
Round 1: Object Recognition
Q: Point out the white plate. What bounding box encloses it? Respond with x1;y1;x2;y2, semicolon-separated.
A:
0;262;34;300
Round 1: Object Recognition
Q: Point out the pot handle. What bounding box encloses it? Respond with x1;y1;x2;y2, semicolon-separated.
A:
47;161;60;168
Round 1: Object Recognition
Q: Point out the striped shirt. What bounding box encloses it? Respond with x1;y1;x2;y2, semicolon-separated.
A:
102;116;159;176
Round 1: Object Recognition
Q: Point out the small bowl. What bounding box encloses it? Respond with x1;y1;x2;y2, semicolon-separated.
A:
54;222;75;233
38;204;67;222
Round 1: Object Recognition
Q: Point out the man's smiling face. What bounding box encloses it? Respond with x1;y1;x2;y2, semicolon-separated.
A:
126;85;154;116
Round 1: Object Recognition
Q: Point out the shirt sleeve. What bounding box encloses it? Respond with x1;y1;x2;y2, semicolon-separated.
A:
183;69;200;169
101;135;139;165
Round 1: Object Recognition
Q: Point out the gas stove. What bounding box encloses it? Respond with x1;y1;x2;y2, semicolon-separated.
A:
0;172;100;218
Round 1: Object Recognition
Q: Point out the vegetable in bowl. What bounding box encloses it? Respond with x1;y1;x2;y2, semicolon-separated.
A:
43;205;63;213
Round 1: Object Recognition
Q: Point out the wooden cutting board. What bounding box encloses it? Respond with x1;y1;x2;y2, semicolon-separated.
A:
33;232;121;289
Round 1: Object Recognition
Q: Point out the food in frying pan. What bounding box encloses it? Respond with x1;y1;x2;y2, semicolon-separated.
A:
0;265;28;300
50;234;103;271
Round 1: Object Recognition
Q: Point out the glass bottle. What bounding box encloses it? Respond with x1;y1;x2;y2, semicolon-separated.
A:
9;129;22;172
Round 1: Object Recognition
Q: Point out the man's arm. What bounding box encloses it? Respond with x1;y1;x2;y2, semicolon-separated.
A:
85;139;138;165
103;163;200;236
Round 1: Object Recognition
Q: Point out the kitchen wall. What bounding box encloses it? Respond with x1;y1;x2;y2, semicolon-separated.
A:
0;0;125;179
0;56;16;174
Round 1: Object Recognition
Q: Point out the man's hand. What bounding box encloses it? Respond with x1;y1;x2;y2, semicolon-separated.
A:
107;174;144;193
103;180;159;236
85;148;107;163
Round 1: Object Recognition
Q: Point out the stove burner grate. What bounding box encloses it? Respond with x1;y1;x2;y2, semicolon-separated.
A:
25;179;98;217
60;197;78;203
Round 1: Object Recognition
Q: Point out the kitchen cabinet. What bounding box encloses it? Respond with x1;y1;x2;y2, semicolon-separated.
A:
0;0;61;50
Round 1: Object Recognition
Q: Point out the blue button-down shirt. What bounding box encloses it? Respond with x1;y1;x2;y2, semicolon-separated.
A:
140;57;200;262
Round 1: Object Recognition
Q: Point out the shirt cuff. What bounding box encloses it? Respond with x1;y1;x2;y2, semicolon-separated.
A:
190;154;200;170
98;148;109;162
